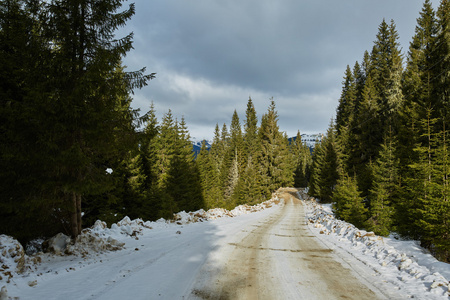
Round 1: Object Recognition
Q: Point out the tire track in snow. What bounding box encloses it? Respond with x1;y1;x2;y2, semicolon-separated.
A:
191;188;387;300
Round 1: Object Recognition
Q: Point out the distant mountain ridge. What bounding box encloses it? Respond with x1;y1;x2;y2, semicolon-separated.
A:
191;133;322;156
191;139;212;157
289;133;323;148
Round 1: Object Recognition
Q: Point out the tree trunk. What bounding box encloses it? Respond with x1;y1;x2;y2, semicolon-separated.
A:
76;193;82;235
70;192;78;239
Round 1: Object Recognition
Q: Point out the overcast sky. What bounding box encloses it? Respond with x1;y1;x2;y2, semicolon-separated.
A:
120;0;432;140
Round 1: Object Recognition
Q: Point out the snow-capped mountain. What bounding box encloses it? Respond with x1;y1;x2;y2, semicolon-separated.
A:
288;133;323;149
300;133;323;148
191;138;212;157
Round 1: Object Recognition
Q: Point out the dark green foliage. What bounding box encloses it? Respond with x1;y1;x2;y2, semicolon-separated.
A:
0;0;153;241
309;121;339;203
235;98;265;205
0;2;306;244
200;124;226;209
309;2;450;261
0;0;62;242
258;100;295;194
332;175;367;229
308;140;325;199
367;130;400;236
197;98;300;209
292;131;312;188
336;65;356;134
407;111;450;260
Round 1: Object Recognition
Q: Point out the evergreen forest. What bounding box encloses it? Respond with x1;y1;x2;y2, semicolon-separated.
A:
309;0;450;262
0;0;311;245
2;0;449;264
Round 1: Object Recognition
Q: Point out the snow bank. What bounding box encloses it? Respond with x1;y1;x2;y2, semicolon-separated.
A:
0;234;43;297
0;235;26;282
303;196;450;299
173;199;279;223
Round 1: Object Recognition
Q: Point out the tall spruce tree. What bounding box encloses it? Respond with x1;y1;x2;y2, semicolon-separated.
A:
46;0;154;238
396;0;439;235
166;117;204;212
316;121;339;203
332;175;367;229
308;139;325;199
196;140;215;207
203;124;225;208
224;110;244;207
367;129;400;236
409;109;450;261
258;100;294;195
155;110;178;218
336;65;356;134
0;0;59;241
292;131;312;188
434;0;450;126
1;0;154;239
354;75;381;193
235;98;264;204
367;19;404;153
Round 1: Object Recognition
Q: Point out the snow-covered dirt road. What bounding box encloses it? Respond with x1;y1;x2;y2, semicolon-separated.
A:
4;189;448;299
190;189;387;299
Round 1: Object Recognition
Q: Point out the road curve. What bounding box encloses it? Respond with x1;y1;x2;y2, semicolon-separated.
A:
190;188;385;300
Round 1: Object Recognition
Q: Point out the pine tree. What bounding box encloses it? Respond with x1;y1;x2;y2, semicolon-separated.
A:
332;175;367;229
430;122;450;261
238;97;264;203
367;129;400;236
155;110;178;218
202;124;225;208
434;0;450;125
1;0;154;239
368;19;404;150
230;110;244;156
292;131;312;188
197;140;215;207
336;65;356;134
311;2;450;260
243;97;259;157
49;0;153;238
397;0;438;235
308;139;325;199
317;121;339;203
224;110;244;207
168;117;204;212
337;62;364;175
354;75;381;193
258;100;294;195
353;61;366;114
410;110;450;261
0;0;60;241
140;103;160;192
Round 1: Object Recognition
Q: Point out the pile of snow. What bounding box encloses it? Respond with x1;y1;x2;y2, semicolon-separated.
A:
173;199;280;223
103;217;154;237
0;235;26;282
303;196;450;299
0;234;43;298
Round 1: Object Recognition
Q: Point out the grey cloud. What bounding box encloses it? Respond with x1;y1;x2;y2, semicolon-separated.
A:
122;0;427;139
